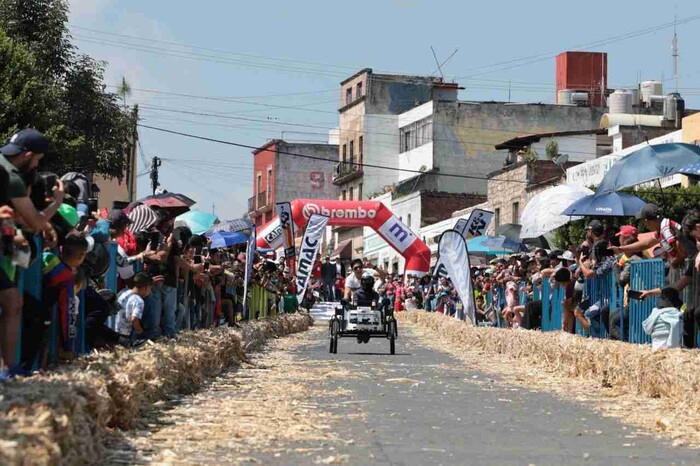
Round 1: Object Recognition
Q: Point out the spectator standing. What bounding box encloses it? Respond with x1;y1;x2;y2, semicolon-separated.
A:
321;256;337;302
0;129;63;372
610;225;643;341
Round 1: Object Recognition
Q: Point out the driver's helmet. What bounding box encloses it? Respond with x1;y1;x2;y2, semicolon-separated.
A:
360;274;375;291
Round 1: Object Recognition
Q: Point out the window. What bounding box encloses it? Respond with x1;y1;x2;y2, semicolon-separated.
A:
341;190;346;201
400;116;433;153
407;214;412;230
349;140;354;165
345;88;352;105
256;173;262;193
342;144;347;163
356;82;363;99
512;202;520;223
266;168;272;203
495;208;501;229
358;135;363;165
349;187;354;201
358;182;363;200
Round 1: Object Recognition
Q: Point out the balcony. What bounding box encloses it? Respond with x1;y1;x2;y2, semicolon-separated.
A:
247;190;270;217
332;160;363;185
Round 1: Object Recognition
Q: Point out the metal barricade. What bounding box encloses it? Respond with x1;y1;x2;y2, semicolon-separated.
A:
628;259;665;344
583;271;615;339
105;242;119;329
541;279;552;331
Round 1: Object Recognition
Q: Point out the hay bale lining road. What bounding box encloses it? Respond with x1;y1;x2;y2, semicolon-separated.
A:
0;313;313;466
398;311;700;411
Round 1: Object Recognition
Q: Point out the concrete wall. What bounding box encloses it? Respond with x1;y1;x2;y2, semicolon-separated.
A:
275;142;339;203
363;113;400;197
431;101;605;195
399;142;433;180
529;133;598;163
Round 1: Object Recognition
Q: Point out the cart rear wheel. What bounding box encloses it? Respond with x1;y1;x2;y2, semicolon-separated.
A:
329;318;340;354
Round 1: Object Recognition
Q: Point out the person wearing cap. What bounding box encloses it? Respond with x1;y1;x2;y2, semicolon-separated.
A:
609;225;643;341
0;129;64;374
612;204;687;268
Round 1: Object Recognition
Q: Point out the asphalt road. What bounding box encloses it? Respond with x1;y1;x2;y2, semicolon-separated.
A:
262;304;698;466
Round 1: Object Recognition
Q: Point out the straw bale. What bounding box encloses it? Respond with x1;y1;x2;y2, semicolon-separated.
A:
398;311;700;442
0;313;313;466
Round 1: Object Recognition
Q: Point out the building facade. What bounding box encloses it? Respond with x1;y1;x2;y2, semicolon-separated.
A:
248;140;338;227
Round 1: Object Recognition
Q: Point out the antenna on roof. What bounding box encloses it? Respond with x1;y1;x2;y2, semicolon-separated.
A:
430;46;445;80
672;13;679;92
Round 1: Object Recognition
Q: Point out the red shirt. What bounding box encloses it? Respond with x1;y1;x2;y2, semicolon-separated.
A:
312;260;322;278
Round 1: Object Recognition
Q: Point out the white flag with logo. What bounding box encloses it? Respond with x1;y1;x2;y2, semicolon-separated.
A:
456;208;493;239
437;229;475;324
275;202;296;260
296;214;329;302
243;225;256;317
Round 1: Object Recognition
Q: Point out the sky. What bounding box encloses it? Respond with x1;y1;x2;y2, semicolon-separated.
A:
68;0;700;220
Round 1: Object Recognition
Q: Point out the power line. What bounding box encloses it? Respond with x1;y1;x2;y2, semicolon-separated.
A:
138;123;530;185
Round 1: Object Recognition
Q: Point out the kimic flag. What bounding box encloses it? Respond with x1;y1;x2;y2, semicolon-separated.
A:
242;225;256;318
456;208;493;239
296;214;329;302
275;202;296;260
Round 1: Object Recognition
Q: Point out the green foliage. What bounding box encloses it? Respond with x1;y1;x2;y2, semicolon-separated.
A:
545;139;559;160
0;0;136;179
521;147;538;165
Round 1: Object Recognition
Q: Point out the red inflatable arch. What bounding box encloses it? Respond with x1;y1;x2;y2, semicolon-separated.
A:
256;199;431;276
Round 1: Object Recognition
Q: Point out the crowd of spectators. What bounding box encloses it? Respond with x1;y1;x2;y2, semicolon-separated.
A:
0;129;301;380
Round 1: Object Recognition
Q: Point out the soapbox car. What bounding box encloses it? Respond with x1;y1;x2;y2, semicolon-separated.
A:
328;302;398;355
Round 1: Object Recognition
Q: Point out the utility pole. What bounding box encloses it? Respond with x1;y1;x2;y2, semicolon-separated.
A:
150;156;161;195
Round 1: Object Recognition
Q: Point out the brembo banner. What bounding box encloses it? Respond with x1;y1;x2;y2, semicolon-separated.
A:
296;214;329;302
275;202;296;260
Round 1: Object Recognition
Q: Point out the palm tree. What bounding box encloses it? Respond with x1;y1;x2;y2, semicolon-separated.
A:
117;76;132;109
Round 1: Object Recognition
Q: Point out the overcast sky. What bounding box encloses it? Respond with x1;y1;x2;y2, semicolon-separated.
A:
69;0;700;220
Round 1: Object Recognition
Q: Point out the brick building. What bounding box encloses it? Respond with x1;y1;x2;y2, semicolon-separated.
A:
248;140;338;228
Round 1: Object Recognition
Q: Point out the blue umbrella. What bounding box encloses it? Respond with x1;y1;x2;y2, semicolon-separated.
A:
679;161;700;177
562;192;648;217
207;231;249;249
597;143;700;194
176;210;218;235
467;235;527;255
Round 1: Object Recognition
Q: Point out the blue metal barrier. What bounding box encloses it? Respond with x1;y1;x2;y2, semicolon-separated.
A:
628;259;665;344
541;279;552;331
583;271;614;339
551;284;564;331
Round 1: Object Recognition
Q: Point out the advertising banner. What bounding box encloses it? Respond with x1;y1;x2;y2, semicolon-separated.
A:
296;214;329;302
437;229;475;323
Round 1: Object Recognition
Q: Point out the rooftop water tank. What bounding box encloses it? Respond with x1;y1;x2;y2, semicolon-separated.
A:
571;92;589;106
609;89;632;114
663;93;685;125
557;89;575;105
641;80;663;105
627;88;640;107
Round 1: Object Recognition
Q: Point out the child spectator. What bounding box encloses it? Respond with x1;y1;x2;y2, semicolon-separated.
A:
42;233;89;361
116;272;153;347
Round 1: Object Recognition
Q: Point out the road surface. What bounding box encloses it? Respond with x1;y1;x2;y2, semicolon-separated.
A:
108;304;698;465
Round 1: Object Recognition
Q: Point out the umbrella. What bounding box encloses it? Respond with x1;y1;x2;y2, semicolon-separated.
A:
496;223;522;241
138;192;196;216
520;184;593;238
176;210;218;235
206;218;254;235
127;204;160;233
679;161;700;178
562;192;647;217
597;143;700;193
207;231;249;249
467;235;527;255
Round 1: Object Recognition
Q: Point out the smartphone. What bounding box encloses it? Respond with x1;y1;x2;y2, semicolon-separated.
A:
201;247;209;256
45;174;58;198
193;255;202;264
149;232;161;249
628;290;645;300
203;262;210;272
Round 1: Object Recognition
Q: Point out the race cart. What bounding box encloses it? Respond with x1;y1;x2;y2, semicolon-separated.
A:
328;302;398;355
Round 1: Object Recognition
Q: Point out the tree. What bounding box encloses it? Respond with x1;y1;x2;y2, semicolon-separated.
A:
0;0;136;179
545;139;559;160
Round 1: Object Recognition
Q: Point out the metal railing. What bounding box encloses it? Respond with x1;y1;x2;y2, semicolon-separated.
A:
628;259;665;344
256;190;268;209
247;196;255;212
333;161;361;180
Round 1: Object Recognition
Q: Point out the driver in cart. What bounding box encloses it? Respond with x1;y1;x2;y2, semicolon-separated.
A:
354;275;380;307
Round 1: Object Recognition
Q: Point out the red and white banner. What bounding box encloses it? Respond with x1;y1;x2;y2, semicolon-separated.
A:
258;199;431;276
296;214;329;302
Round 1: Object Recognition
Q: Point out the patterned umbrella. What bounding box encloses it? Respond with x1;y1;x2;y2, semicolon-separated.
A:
207;218;254;235
127;204;160;233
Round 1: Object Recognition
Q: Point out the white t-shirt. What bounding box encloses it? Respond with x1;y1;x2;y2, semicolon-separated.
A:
116;289;145;337
345;268;378;291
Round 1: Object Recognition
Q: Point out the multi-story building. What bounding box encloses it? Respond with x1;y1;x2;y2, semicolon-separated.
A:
248;140;338;228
